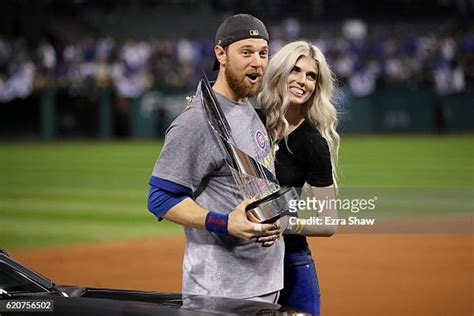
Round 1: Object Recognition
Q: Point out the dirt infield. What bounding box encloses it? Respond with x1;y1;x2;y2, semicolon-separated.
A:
12;233;473;316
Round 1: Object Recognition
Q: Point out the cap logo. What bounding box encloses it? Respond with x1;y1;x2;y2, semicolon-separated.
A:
217;39;222;45
250;29;259;36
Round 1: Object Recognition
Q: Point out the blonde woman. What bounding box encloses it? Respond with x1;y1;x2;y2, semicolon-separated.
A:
257;41;339;315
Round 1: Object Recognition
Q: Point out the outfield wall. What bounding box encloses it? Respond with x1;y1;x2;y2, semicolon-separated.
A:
0;85;472;139
340;84;473;133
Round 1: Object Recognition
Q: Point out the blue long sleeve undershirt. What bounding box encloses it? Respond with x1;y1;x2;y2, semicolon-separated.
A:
147;176;193;220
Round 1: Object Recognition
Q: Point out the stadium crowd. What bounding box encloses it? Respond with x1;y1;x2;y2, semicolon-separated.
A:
0;21;472;103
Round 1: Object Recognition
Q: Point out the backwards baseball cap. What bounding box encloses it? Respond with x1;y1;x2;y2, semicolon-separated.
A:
213;14;269;70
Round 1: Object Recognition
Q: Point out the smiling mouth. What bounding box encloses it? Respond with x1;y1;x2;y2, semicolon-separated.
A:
290;87;305;97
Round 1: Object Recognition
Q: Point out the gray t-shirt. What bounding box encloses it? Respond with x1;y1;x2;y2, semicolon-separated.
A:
151;83;284;298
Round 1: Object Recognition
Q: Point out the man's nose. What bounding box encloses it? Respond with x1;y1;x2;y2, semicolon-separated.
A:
249;52;263;68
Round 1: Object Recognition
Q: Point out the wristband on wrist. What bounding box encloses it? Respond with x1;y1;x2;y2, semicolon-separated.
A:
205;211;229;235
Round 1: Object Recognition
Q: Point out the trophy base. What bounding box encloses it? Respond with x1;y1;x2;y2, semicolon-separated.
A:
245;187;299;224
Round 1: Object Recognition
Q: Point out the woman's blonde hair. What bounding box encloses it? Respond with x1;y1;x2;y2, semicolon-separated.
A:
257;41;340;184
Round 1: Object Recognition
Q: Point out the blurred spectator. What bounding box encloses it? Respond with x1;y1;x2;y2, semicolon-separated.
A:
342;19;367;41
434;59;465;95
0;61;35;103
349;63;376;97
0;20;471;102
121;39;150;71
37;40;57;71
283;17;301;40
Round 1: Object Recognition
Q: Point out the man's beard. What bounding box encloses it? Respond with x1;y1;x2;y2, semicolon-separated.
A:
225;60;262;99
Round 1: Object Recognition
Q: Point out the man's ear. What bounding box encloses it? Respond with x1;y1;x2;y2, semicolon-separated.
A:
215;45;226;68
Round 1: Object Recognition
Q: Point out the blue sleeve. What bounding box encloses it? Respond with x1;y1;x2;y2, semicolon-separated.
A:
147;176;193;220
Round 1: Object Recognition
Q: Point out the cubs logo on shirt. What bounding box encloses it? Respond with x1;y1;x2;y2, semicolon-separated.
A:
255;130;266;151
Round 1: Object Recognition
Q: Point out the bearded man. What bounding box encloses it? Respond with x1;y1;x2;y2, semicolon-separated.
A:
147;14;284;303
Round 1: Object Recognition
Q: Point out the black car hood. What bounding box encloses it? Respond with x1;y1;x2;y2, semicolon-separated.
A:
10;286;295;316
1;252;306;315
82;287;283;315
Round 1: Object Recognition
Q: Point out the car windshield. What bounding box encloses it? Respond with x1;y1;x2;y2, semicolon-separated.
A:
0;262;46;294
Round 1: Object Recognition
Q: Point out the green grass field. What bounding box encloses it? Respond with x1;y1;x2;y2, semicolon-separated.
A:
1;135;472;250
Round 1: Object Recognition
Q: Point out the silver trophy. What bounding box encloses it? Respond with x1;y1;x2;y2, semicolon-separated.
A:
200;72;298;223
